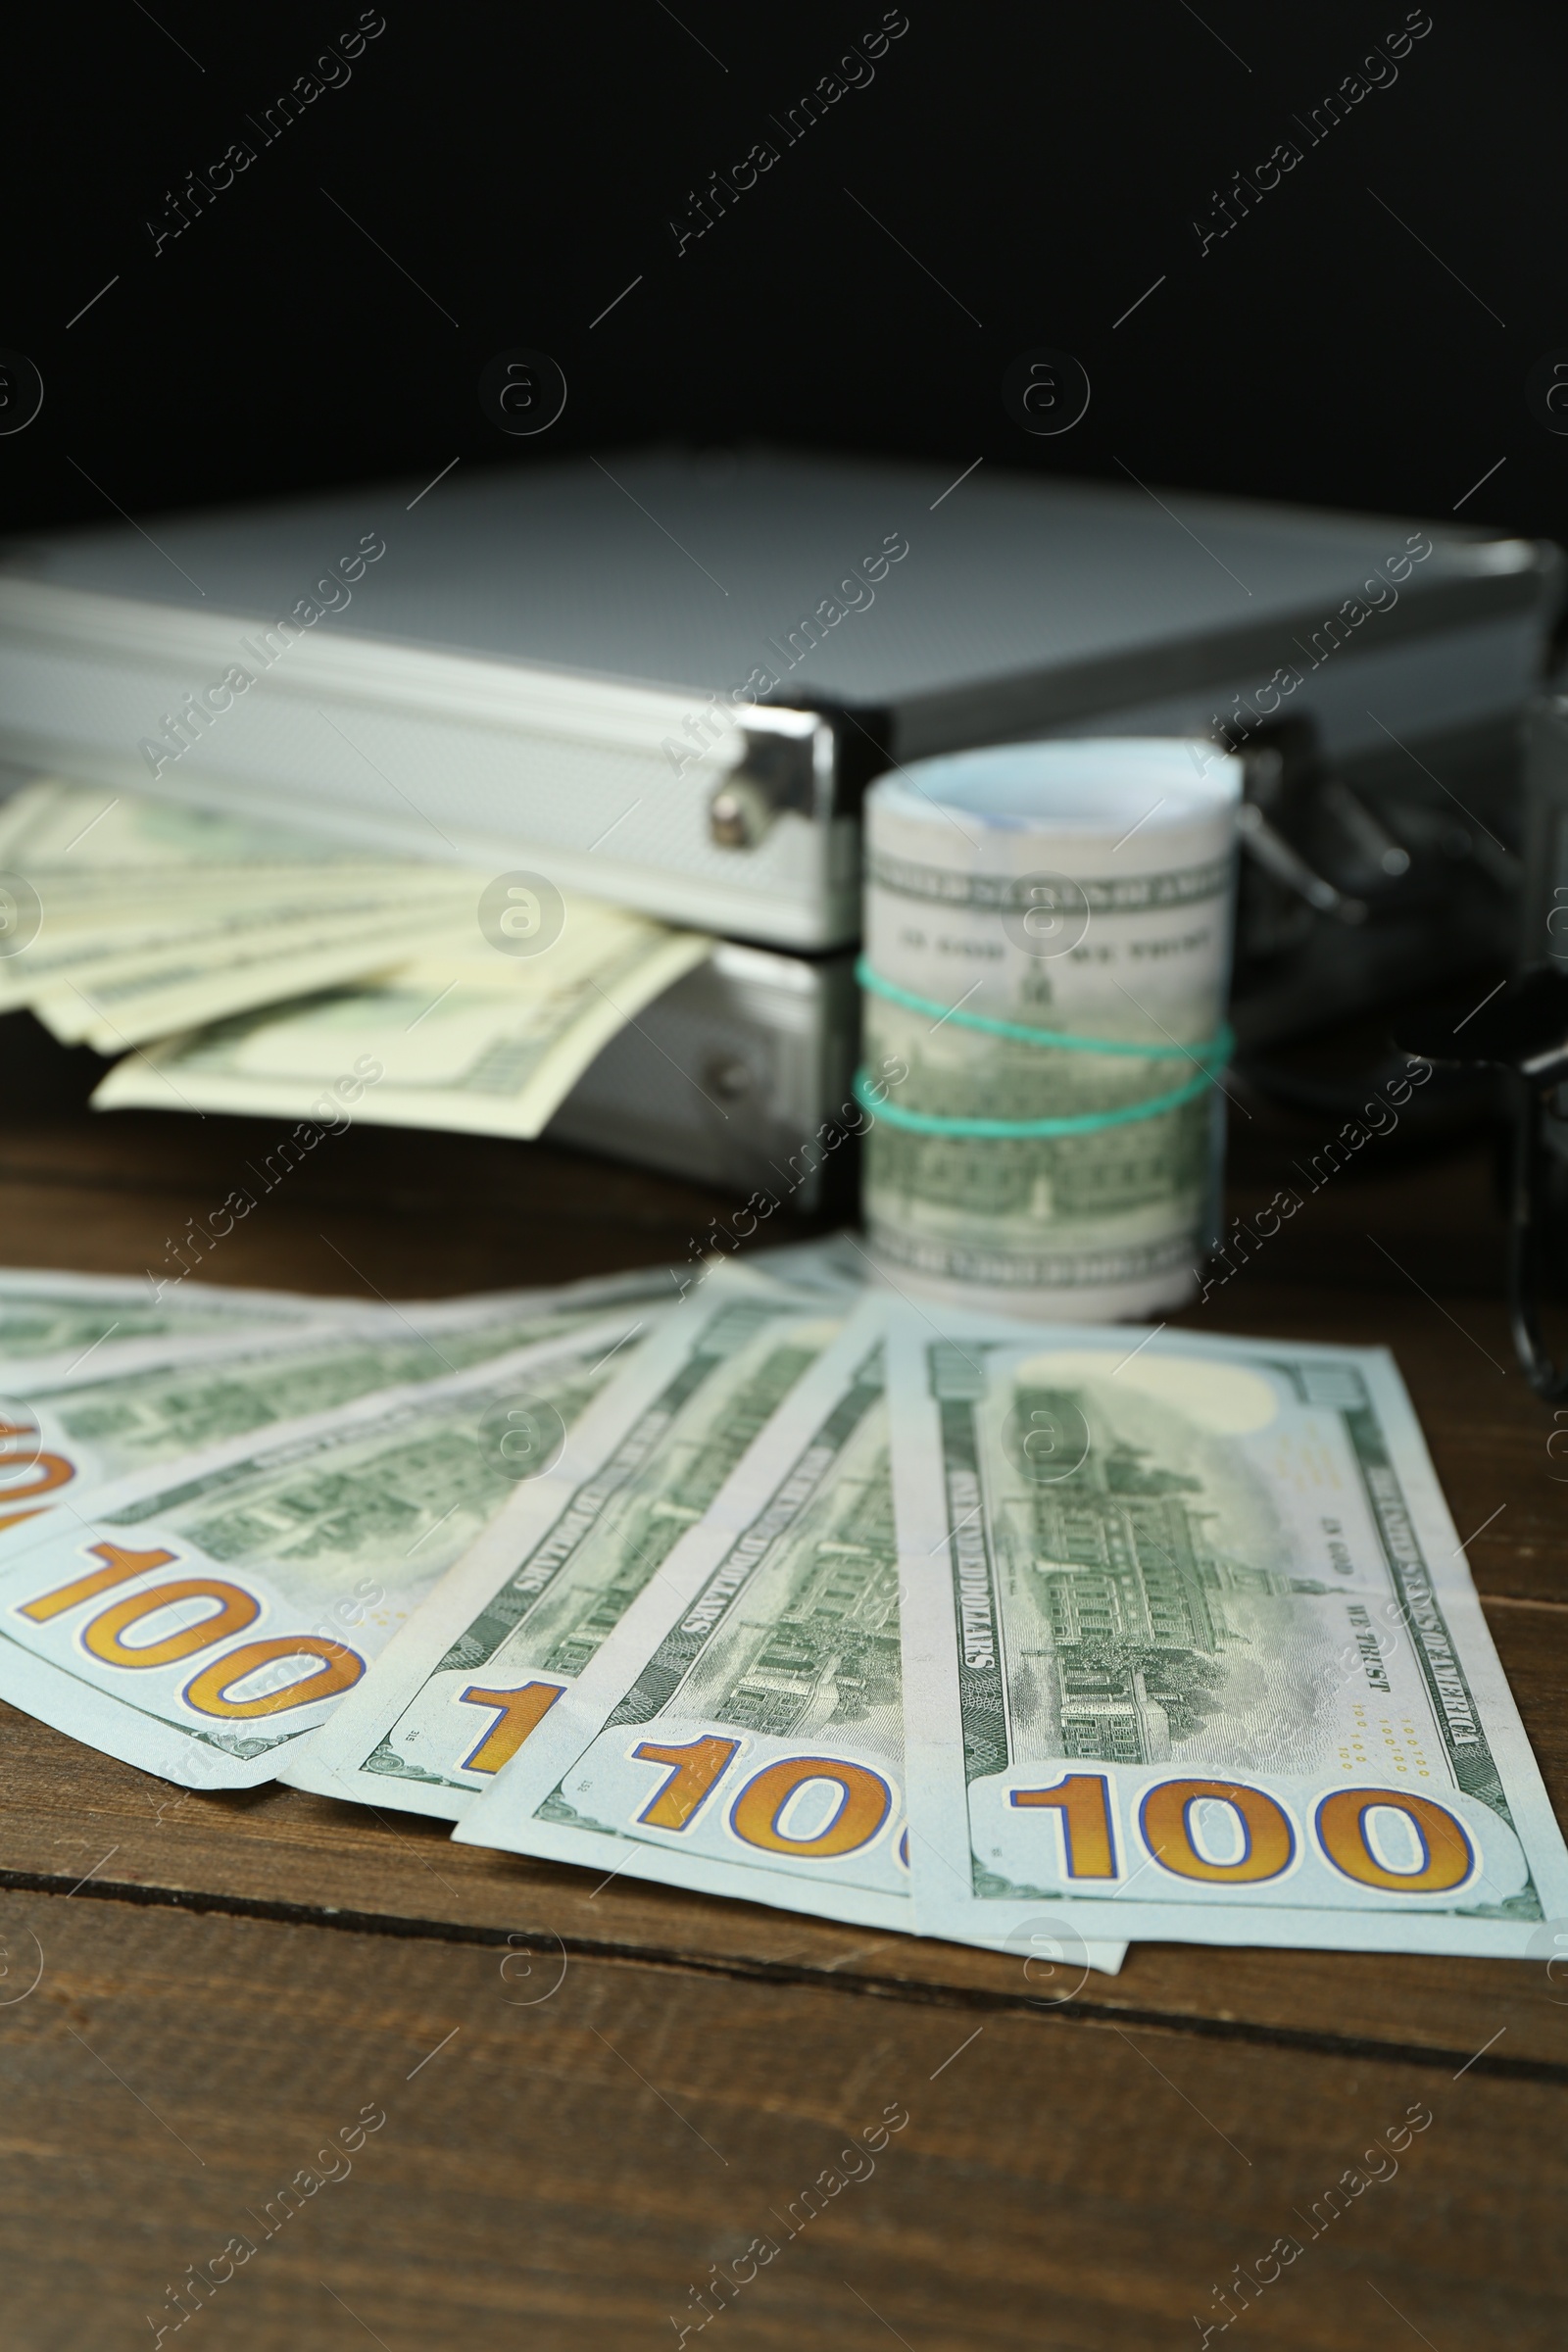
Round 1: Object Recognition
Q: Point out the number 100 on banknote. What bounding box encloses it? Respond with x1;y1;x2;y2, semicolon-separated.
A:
889;1305;1568;1959
456;1305;917;1933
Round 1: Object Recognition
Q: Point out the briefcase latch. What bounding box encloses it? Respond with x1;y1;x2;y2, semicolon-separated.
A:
709;726;820;849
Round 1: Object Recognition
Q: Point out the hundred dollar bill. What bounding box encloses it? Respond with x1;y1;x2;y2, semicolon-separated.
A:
723;1231;872;1298
0;780;475;1028
888;1301;1568;1957
282;1272;843;1815
0;1265;341;1389
92;906;713;1141
0;776;331;934
0;1269;677;1542
0;1311;651;1788
0;774;445;936
29;892;478;1050
0;775;372;869
452;1298;1126;1971
3;887;459;1033
860;740;1239;1321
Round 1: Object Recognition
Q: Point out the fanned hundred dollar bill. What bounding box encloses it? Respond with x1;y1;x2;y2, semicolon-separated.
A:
0;1269;676;1543
888;1301;1568;1958
282;1270;843;1814
451;1297;1126;1970
0;1309;653;1787
0;1266;344;1388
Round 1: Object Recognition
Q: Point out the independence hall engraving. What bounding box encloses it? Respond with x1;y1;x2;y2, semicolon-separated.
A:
1013;1387;1325;1764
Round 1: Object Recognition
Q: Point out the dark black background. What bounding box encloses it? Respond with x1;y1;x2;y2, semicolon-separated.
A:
2;0;1564;545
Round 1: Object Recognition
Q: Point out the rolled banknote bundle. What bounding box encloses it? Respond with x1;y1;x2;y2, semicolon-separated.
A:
858;739;1241;1320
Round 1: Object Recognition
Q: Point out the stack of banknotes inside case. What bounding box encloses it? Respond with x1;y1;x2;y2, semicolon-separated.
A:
1;1248;1562;1972
0;777;714;1144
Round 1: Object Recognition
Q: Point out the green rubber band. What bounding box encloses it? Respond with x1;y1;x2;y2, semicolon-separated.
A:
853;1061;1221;1139
856;957;1231;1064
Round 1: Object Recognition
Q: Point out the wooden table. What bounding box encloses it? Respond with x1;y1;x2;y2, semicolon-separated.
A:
1;1010;1564;2351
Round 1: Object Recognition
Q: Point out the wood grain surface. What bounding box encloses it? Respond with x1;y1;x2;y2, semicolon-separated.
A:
1;1008;1564;2349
